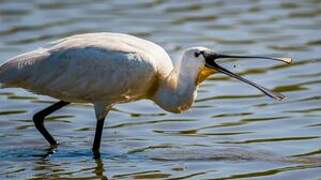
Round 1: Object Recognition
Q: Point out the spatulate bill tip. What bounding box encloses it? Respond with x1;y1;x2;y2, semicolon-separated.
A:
263;89;286;101
273;92;287;101
279;57;293;64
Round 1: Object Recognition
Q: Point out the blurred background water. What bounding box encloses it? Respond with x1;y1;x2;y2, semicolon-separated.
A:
1;0;321;179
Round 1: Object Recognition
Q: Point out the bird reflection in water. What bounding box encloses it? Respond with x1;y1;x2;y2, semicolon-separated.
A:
31;148;108;179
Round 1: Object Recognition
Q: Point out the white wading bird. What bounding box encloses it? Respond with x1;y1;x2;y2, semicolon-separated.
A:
0;32;292;155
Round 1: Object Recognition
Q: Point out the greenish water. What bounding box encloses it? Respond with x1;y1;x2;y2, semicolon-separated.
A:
1;0;321;179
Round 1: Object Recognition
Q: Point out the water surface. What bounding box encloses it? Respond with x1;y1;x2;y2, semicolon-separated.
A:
1;0;321;179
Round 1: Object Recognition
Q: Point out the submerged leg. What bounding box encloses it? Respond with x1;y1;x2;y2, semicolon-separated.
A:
33;101;70;146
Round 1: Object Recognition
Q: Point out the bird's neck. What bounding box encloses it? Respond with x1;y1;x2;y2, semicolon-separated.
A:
152;60;199;113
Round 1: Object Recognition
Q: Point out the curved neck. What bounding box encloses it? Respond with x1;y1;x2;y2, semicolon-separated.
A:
152;59;199;113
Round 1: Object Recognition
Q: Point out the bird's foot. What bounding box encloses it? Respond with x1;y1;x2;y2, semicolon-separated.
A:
49;142;59;149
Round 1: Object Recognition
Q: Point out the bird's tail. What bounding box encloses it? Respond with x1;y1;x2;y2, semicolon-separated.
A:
0;58;22;88
0;62;7;88
0;56;22;88
0;48;50;89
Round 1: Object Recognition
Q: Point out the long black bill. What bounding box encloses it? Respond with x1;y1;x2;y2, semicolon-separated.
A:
205;53;292;101
215;54;292;64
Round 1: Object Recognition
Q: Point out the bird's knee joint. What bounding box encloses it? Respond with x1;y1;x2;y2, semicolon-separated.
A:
33;113;45;124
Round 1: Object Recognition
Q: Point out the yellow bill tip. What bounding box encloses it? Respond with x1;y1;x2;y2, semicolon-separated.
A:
278;57;293;64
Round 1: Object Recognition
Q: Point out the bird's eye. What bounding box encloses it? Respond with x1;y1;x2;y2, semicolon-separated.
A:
194;52;200;58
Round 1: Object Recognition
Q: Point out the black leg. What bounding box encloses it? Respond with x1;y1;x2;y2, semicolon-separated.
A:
92;118;105;154
33;101;70;146
92;104;110;158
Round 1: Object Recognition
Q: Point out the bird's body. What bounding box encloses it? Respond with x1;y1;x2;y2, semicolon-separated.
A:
0;33;172;106
0;32;291;156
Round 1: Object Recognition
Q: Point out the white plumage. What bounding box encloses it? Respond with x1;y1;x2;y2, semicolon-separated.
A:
0;32;291;154
1;33;168;103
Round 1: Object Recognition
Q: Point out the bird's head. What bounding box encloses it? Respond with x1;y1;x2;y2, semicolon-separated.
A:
182;46;292;101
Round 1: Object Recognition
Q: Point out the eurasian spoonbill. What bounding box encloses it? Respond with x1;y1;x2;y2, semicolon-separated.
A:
0;32;292;154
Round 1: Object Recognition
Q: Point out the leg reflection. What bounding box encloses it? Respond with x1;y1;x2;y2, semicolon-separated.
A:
93;157;107;180
32;148;108;179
